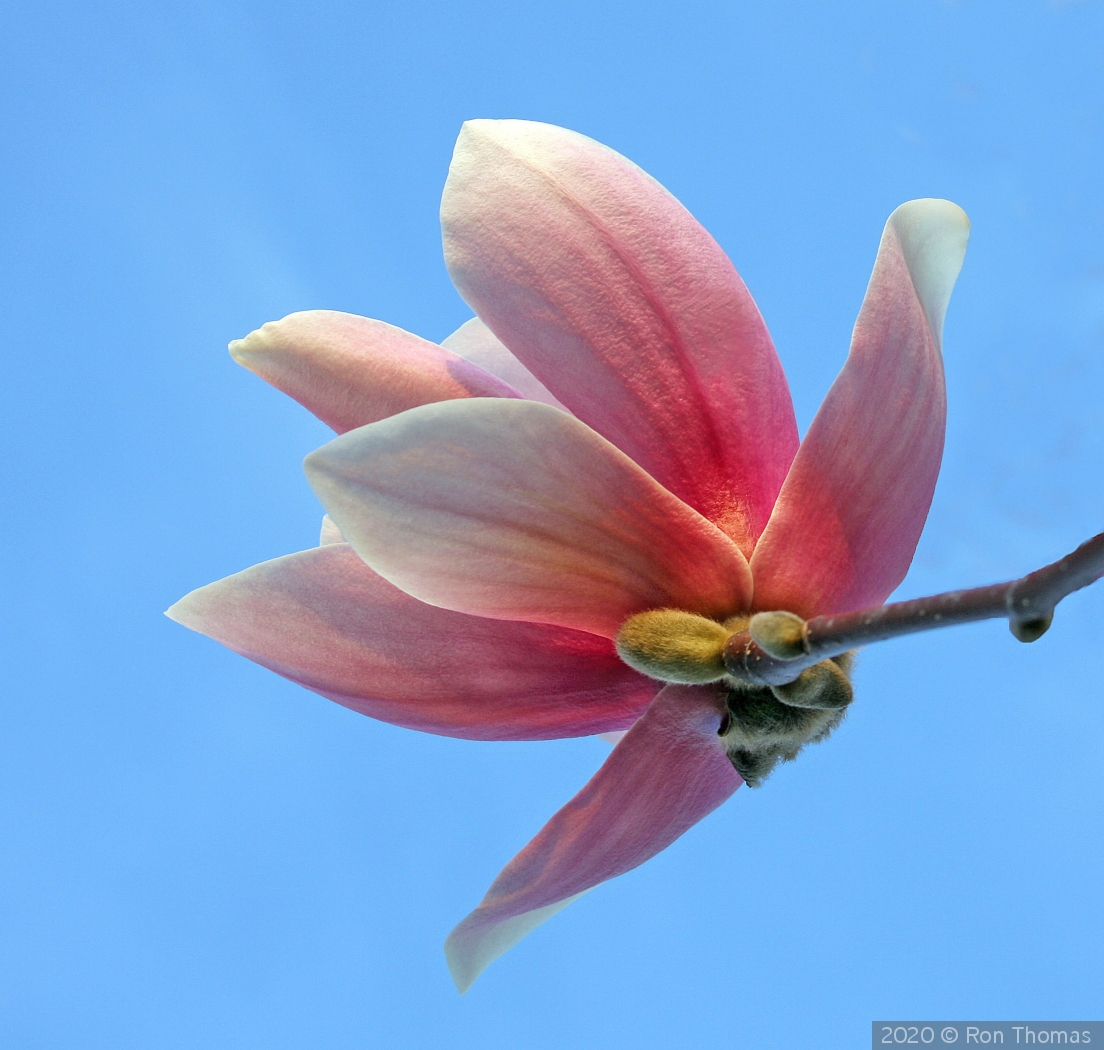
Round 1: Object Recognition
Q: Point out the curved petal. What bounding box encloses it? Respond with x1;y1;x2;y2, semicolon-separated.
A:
441;318;566;409
166;544;658;741
750;200;970;618
441;119;798;552
304;399;753;639
229;310;519;433
444;683;741;991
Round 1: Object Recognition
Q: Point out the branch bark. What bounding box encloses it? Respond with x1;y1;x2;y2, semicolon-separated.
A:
723;530;1104;688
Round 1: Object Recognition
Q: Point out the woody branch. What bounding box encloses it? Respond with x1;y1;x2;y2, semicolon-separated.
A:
723;530;1104;688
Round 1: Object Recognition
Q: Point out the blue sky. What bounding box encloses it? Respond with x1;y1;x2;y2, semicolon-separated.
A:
2;1;1103;1046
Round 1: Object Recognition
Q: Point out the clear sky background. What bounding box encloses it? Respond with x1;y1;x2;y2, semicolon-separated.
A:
3;1;1103;1046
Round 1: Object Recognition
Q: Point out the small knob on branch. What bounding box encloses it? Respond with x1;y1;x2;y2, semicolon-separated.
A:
1009;612;1053;643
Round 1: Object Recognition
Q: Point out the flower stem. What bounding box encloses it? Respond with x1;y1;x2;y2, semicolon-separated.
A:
723;529;1104;687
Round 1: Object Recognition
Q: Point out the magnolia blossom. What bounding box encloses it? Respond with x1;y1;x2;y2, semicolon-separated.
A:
169;120;970;992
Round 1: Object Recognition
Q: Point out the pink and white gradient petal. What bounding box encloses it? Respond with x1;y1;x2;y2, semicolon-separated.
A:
444;683;741;991
750;199;970;618
166;544;659;741
441;119;798;553
304;398;754;639
441;317;566;409
230;309;519;434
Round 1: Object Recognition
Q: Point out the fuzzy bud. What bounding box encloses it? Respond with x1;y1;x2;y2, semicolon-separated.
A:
615;609;731;683
770;659;853;710
749;610;809;660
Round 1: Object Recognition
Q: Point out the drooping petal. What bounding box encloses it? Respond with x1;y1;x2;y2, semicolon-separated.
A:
229;310;519;433
166;544;658;741
304;399;754;639
441;318;566;409
750;199;970;618
441;119;798;552
444;683;741;991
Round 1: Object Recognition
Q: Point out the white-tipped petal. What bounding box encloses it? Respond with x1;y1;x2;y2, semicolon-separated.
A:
167;544;656;741
443;684;740;990
230;310;519;433
751;199;969;618
886;199;970;349
446;894;587;994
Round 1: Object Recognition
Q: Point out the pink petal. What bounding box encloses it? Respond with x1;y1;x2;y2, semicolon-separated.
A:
229;310;519;433
441;318;566;409
441;119;798;553
304;399;753;639
166;544;658;741
750;200;970;618
444;683;741;991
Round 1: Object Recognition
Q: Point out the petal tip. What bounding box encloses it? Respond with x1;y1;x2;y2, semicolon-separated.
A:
318;513;345;546
451;119;498;170
457;116;523;142
164;591;199;629
227;337;248;364
229;314;305;369
890;196;970;226
165;580;227;635
452;118;577;167
228;324;275;372
302;446;335;496
457;116;492;136
302;444;349;526
886;198;971;346
443;894;582;994
443;932;478;995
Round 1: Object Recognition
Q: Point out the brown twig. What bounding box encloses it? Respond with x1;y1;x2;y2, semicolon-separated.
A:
723;530;1104;688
